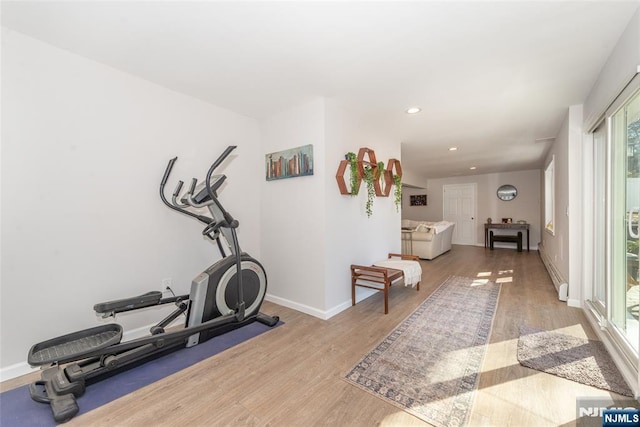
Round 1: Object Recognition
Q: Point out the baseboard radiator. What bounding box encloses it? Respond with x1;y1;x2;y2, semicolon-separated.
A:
538;242;569;301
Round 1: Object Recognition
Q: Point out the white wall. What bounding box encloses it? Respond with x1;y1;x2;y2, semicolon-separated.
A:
411;170;541;248
583;8;640;131
260;99;327;316
1;30;403;379
260;98;401;318
541;107;573;300
324;99;401;314
402;187;430;221
1;29;262;377
399;167;428;189
540;104;584;306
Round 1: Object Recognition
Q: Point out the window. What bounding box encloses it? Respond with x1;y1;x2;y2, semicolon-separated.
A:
592;123;606;313
609;87;640;353
544;156;555;235
586;78;640;364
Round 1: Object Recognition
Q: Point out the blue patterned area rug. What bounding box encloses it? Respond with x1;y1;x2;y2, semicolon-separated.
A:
344;275;501;427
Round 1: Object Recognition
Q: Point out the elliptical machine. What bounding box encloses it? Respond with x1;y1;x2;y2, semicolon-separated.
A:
27;146;278;423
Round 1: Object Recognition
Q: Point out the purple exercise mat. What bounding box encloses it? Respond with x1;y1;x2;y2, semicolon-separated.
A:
0;321;281;426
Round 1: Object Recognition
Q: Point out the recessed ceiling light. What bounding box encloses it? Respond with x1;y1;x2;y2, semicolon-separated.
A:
406;107;421;114
449;147;458;151
469;166;477;170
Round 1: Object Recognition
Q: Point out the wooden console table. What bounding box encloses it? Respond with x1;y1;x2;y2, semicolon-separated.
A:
484;223;530;252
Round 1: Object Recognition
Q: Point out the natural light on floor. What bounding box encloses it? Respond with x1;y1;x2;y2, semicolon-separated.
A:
473;272;492;286
471;279;489;286
379;323;607;426
376;259;613;427
476;270;513;284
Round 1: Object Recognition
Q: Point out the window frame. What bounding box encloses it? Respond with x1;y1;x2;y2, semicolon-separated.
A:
544;155;555;236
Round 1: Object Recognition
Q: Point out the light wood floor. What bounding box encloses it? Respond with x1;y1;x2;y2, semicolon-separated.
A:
2;245;628;426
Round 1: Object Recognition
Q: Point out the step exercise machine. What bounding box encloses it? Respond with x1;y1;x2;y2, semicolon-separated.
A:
27;146;279;423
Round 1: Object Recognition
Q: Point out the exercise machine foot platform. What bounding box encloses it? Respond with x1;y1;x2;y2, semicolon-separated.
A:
27;146;279;423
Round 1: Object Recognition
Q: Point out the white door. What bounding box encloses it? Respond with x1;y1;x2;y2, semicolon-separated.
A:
443;183;477;245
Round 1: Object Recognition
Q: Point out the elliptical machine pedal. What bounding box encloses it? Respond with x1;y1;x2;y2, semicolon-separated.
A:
257;312;280;327
28;324;123;366
29;366;85;423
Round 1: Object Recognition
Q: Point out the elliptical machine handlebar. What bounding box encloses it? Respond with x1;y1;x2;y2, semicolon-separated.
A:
209;145;237;177
161;157;178;187
160;146;239;226
160;157;212;224
172;180;184;199
205;146;239;229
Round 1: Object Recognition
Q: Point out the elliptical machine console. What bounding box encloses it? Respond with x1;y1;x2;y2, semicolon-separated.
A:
27;146;278;423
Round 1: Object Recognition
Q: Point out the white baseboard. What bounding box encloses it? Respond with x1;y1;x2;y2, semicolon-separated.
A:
567;298;582;308
325;301;353;319
264;294;330;320
583;306;639;398
0;361;39;382
265;289;376;320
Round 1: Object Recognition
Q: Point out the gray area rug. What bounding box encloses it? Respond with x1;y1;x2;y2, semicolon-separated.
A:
344;275;501;427
517;326;633;397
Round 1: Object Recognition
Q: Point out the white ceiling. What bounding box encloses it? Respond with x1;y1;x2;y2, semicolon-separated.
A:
2;1;638;181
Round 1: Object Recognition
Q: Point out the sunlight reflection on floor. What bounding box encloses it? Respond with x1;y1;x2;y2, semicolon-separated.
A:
472;331;608;426
476;270;514;284
471;278;489;286
375;266;611;426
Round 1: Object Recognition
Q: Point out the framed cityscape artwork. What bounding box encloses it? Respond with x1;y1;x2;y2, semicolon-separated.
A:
265;144;314;181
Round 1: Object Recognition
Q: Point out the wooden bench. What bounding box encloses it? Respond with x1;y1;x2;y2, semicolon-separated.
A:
490;230;523;252
350;253;421;314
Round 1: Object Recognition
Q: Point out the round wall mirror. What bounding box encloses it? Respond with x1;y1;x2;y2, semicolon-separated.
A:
497;184;517;201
